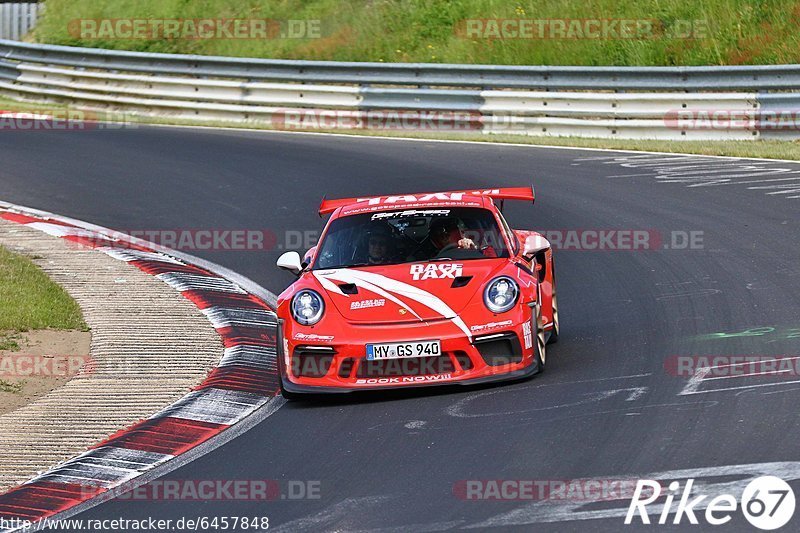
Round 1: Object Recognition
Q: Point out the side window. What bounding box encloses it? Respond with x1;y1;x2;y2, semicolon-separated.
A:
496;211;518;254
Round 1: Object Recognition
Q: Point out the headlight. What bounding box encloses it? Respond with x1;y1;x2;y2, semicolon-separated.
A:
484;276;519;314
291;289;325;325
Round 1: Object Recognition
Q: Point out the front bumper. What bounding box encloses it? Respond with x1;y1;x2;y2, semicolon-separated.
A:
278;316;539;394
280;356;540;394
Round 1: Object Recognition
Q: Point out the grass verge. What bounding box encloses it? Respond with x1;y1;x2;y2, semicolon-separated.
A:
31;0;800;66
0;244;88;335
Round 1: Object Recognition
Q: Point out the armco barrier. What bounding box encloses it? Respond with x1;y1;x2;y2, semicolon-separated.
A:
1;39;799;139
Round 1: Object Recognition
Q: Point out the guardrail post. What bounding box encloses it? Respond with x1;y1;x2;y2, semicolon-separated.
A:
10;3;19;40
0;3;40;41
0;5;10;40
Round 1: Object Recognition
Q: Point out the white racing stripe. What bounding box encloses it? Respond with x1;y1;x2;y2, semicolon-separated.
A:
315;268;472;338
315;271;423;321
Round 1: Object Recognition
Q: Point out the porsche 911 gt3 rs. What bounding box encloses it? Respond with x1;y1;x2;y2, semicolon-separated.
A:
275;186;559;398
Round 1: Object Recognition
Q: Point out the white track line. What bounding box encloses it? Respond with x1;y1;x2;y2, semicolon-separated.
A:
680;378;800;395
702;355;800;371
702;369;795;381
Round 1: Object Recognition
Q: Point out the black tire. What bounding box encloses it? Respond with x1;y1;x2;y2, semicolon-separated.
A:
547;261;560;345
534;294;547;373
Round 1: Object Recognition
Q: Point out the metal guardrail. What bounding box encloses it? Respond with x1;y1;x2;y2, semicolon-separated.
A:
0;3;39;41
3;39;800;90
0;39;798;140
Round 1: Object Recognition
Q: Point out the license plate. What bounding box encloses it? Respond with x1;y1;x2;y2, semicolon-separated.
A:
366;340;441;360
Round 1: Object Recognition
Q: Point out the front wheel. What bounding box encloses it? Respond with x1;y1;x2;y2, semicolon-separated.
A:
547;257;560;345
547;286;560;345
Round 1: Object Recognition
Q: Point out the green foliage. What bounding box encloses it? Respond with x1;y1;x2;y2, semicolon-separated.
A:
0;379;22;394
32;0;800;65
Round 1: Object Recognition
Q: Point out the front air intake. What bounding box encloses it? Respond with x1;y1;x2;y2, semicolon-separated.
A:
292;346;335;378
474;333;523;366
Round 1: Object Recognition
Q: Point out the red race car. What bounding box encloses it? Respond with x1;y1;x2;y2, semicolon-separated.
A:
275;186;559;398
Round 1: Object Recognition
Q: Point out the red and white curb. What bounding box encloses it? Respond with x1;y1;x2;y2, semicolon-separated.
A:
0;202;282;532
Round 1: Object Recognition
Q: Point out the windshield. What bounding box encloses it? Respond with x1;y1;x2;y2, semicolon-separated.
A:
313;207;510;270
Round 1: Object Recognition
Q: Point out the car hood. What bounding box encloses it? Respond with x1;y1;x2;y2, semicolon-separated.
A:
311;260;507;324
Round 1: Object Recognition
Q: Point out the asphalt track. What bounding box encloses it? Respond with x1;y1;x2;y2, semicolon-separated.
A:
1;126;799;532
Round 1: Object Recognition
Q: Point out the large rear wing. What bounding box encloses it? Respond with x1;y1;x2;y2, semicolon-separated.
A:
318;186;535;216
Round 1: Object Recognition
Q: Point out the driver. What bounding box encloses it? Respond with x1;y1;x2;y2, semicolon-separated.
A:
429;218;476;253
366;224;395;265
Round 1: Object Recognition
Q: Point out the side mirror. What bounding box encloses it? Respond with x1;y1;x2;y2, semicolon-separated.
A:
522;235;550;259
277;251;303;275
